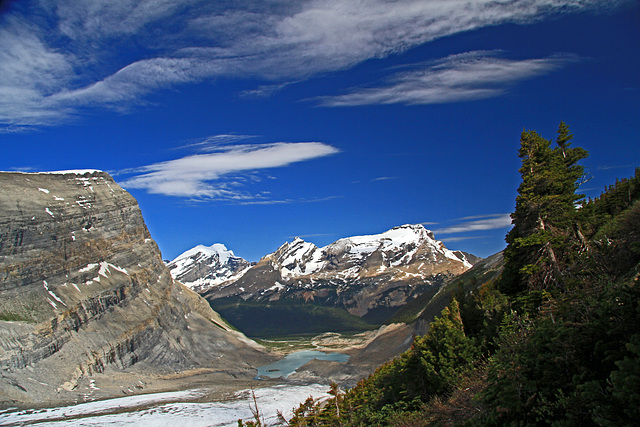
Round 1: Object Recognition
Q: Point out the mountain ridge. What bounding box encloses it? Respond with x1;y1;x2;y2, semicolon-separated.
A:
170;224;478;336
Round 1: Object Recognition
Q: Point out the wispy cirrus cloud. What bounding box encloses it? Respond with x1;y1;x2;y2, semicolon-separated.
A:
239;82;300;99
176;134;260;152
431;213;512;235
0;0;625;128
0;125;35;134
596;164;635;171
352;176;400;184
440;235;489;243
120;139;339;199
316;51;578;106
238;195;342;206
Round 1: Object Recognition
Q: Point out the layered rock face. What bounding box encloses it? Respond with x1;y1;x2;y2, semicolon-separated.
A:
0;171;265;405
198;225;475;333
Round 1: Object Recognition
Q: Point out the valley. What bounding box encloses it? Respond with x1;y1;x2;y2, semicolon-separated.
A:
0;170;477;415
2;1;637;424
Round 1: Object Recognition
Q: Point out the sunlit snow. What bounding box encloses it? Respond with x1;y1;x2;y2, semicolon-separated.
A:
0;384;332;427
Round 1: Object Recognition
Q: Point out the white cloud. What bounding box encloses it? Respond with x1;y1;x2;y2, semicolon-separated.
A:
121;140;339;198
433;213;512;234
51;57;210;108
0;0;624;128
0;16;76;125
0;125;34;134
317;51;578;106
237;195;341;206
54;0;194;40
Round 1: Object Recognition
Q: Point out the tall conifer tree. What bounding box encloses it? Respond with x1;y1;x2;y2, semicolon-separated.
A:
499;123;587;295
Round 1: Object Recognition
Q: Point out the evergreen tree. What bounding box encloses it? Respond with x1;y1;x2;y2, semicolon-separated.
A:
499;122;587;295
400;298;477;400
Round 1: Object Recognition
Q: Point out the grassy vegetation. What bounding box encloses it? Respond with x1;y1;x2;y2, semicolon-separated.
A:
253;335;320;352
0;311;33;322
0;294;43;323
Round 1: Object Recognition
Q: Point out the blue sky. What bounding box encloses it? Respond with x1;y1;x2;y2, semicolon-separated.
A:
1;0;638;262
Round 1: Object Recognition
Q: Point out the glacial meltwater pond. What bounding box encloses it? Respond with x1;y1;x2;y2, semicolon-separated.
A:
255;350;350;379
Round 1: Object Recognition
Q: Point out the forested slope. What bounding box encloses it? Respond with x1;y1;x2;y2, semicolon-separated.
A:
259;123;640;427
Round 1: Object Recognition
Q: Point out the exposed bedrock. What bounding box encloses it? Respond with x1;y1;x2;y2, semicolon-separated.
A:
0;171;266;406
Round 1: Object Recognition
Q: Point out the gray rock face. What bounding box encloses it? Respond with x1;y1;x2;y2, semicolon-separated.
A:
0;171;265;406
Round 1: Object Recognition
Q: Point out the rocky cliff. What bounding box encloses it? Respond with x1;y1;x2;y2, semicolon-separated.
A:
0;171;267;406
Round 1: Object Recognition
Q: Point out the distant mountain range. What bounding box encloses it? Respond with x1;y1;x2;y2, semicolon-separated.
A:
168;224;480;336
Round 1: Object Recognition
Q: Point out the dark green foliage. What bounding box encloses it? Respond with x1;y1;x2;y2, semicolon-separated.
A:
400;299;478;399
280;125;638;427
587;199;640;278
606;334;640;425
500;122;588;295
574;168;640;281
579;167;640;235
288;396;326;426
453;280;510;355
479;279;640;426
210;298;377;337
477;125;640;426
288;299;478;427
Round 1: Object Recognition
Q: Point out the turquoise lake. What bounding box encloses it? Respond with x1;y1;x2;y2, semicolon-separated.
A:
256;350;350;379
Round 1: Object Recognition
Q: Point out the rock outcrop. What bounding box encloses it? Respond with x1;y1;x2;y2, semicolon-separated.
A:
0;171;267;406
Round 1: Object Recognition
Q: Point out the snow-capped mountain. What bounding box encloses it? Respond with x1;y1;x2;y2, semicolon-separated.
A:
202;224;476;321
262;224;473;284
167;243;252;292
289;223;471;277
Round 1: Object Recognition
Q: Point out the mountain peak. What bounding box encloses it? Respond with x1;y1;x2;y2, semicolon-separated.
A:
272;237;323;279
167;243;251;292
201;223;478;330
174;243;235;264
177;243;233;261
